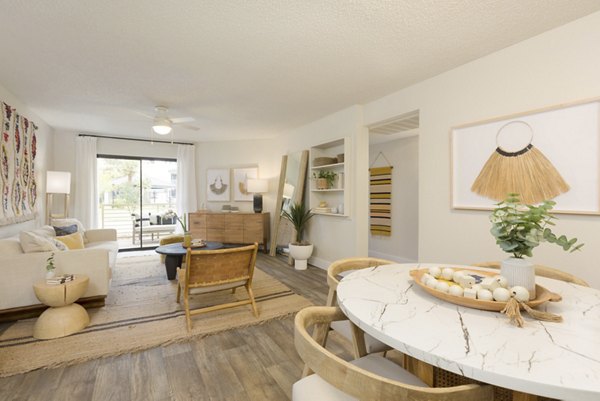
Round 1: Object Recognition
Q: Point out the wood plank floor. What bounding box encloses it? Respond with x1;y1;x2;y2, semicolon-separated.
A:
0;254;353;401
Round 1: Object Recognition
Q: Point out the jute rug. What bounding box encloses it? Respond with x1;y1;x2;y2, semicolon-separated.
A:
0;254;312;377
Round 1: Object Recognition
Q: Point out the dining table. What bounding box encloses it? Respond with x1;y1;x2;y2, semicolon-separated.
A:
336;263;600;401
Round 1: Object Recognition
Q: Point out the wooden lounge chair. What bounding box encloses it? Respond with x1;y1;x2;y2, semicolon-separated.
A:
176;243;259;331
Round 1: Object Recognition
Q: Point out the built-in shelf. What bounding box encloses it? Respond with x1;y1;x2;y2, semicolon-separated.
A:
310;137;350;217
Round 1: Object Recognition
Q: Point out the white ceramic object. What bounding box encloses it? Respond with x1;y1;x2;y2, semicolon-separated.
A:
448;285;464;297
435;281;450;293
426;278;438;288
477;289;494;301
501;258;536;300
493;287;511;302
441;268;454;281
428;266;441;278
471;284;482;292
421;273;434;283
46;270;56;279
452;270;465;283
481;277;500;291
510;286;530;302
288;243;314;270
459;275;475;288
494;275;509;288
463;288;477;299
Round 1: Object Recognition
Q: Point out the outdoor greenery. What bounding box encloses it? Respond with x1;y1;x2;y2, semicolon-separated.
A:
490;194;583;259
281;202;314;245
98;159;151;214
176;213;188;232
312;170;337;188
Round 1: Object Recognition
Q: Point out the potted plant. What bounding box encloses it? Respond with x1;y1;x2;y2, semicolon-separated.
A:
281;202;315;270
313;170;337;190
490;194;583;299
176;213;192;248
46;253;56;279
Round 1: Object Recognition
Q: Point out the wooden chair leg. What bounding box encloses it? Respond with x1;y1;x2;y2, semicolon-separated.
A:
231;287;236;294
246;284;259;317
349;321;368;358
176;284;181;303
326;287;337;307
183;291;192;331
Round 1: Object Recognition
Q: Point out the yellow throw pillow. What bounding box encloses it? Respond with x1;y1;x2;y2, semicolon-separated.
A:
56;231;85;250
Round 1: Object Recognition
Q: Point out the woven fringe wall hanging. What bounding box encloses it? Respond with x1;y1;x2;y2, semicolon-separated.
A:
471;120;569;204
369;158;392;236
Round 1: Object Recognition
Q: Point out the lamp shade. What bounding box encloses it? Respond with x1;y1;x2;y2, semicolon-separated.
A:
46;171;71;194
247;179;268;194
152;118;172;135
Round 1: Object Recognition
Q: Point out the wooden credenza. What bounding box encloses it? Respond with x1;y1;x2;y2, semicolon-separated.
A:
189;211;270;252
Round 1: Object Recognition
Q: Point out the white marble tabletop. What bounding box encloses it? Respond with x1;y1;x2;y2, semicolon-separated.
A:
336;263;600;401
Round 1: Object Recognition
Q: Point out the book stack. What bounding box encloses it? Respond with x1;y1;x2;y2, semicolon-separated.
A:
46;274;75;285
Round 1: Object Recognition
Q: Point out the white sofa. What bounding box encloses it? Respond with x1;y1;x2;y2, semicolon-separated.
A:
0;226;118;315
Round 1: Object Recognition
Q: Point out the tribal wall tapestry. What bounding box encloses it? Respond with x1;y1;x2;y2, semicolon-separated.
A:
0;102;38;226
369;165;392;236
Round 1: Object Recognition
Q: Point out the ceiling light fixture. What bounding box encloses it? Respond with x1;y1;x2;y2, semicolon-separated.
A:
152;118;172;135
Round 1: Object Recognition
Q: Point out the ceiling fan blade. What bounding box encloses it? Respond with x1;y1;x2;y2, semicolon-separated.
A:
180;124;201;131
171;117;195;124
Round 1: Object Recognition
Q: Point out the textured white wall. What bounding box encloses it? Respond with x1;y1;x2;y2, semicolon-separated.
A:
0;84;53;239
364;11;600;287
368;136;419;262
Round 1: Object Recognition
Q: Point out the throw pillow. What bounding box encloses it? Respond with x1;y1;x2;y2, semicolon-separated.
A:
19;231;59;253
53;224;78;236
55;232;85;250
51;238;69;251
51;218;88;243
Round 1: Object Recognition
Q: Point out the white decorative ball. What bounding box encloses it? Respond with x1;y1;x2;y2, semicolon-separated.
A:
493;287;511;302
435;281;450;293
421;273;434;283
510;286;530;302
426;278;439;288
441;268;454;281
494;275;509;288
452;271;465;283
428;266;442;278
448;285;464;297
471;284;482;292
481;277;500;291
477;289;494;301
463;288;477;299
459;275;475;288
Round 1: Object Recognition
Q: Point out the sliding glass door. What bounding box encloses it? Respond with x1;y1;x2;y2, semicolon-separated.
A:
97;156;177;250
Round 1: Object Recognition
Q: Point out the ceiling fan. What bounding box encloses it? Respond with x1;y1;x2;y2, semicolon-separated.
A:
146;106;198;135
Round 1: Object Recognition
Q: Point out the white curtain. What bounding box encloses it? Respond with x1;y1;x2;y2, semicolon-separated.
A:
176;144;197;231
73;136;98;229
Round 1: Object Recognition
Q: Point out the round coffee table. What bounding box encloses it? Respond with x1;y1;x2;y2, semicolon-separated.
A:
155;241;224;280
33;275;90;340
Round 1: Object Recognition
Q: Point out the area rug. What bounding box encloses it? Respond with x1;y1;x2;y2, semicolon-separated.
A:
0;254;312;377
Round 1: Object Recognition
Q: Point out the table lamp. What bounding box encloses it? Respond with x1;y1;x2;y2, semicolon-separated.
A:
247;179;268;213
46;171;71;224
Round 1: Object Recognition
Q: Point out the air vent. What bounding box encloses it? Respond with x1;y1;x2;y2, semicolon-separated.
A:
368;111;419;135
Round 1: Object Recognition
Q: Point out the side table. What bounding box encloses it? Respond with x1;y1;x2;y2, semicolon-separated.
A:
33;275;90;340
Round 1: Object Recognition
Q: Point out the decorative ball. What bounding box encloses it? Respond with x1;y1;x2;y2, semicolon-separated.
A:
452;271;465;283
435;281;450;293
426;278;439;288
441;268;454;281
428;266;442;278
463;288;477;299
510;286;530;302
421;273;434;283
459;275;475;288
477;289;494;301
471;284;482;292
494;275;508;288
448;285;464;297
493;287;511;302
481;277;500;291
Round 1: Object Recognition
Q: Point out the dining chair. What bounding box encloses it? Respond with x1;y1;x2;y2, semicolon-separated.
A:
472;261;589;287
326;257;395;358
293;306;493;401
176;243;259;331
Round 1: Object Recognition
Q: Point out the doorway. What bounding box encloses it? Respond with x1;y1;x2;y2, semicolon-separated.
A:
97;155;178;250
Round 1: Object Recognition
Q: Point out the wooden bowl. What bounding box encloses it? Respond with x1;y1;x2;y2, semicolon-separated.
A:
409;268;561;312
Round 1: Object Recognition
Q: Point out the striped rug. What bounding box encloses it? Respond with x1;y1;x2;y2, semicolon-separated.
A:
370;166;392;236
0;254;312;377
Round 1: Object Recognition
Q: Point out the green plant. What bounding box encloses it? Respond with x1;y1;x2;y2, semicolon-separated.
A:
281;202;314;245
46;253;55;272
176;213;188;232
490;194;583;259
312;170;337;188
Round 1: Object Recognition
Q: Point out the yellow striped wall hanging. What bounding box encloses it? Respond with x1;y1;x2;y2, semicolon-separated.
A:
369;165;392;236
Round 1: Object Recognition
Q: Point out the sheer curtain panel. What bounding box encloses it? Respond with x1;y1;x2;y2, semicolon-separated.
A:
73;136;98;229
176;144;198;231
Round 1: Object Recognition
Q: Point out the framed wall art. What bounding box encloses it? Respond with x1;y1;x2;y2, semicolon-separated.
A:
233;167;258;201
206;168;230;202
451;98;600;215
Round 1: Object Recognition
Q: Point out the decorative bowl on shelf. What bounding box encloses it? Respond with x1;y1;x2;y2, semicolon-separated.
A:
313;157;337;167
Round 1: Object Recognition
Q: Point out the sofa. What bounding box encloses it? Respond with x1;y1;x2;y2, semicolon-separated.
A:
0;224;118;320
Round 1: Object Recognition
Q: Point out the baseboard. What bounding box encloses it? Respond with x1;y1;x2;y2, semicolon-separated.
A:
308;256;330;270
368;250;416;264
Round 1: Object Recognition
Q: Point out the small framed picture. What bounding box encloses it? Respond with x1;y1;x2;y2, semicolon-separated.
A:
233;167;258;201
207;168;230;201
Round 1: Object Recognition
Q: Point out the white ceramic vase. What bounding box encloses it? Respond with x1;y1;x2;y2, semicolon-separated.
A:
46;270;55;279
500;257;536;300
289;243;314;270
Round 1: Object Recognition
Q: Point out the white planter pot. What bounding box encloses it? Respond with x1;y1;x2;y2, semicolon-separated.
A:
46;270;55;279
289;243;314;270
501;257;536;300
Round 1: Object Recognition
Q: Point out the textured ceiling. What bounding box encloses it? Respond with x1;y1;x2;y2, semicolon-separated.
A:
0;1;599;142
